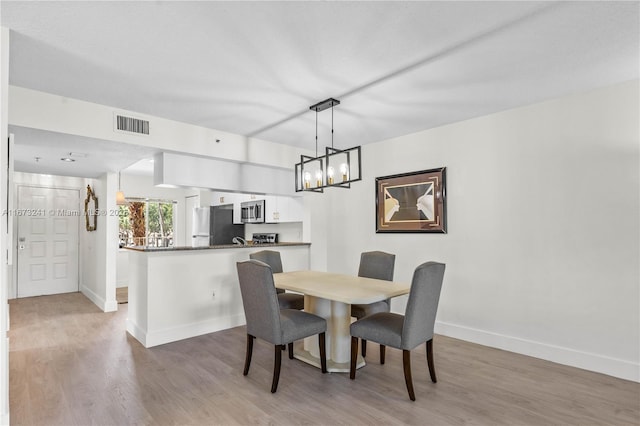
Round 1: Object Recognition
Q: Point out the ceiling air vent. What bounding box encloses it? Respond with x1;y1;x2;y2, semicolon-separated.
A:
114;114;149;135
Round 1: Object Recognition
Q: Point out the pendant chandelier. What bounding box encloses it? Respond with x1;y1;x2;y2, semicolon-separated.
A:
116;171;127;205
295;98;362;193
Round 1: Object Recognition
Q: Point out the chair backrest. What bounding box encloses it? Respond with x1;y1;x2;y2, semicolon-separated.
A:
358;251;396;281
236;260;282;344
250;250;285;294
401;261;446;350
250;250;283;273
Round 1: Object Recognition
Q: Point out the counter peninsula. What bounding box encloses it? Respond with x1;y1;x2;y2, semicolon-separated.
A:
124;243;310;348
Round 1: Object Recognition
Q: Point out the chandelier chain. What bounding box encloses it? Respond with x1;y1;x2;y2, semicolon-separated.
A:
331;104;334;149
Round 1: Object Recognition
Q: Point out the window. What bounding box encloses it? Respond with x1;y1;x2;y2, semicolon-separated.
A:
119;198;176;248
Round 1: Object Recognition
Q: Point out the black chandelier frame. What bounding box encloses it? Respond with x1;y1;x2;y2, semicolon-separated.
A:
294;98;362;193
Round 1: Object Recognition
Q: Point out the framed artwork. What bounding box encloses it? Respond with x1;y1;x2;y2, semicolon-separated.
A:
375;167;446;233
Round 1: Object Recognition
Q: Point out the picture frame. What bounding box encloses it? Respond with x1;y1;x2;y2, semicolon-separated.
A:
375;167;446;233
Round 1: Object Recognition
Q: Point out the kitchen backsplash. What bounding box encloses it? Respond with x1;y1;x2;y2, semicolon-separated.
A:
245;222;302;242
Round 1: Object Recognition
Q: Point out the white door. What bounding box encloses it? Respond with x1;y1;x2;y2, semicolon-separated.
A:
17;186;79;298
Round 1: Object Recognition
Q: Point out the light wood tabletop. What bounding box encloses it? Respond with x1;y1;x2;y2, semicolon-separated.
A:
274;270;410;304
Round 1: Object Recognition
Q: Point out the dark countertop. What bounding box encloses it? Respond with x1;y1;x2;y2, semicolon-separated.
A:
123;242;311;252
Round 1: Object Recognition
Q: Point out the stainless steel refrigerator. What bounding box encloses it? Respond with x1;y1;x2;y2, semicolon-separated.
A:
210;204;245;245
191;207;210;247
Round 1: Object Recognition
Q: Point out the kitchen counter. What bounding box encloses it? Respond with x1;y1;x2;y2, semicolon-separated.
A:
124;242;310;252
125;242;310;348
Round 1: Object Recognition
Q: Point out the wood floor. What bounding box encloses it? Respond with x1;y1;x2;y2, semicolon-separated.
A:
116;287;128;304
8;293;640;425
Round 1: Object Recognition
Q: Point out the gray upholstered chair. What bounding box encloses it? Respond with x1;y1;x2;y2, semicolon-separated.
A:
236;260;327;393
350;261;445;401
250;250;304;310
350;251;396;358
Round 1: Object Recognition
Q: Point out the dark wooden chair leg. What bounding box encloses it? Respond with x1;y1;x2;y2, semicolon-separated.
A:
380;344;386;364
403;350;416;401
288;342;294;359
362;339;367;357
319;332;327;373
426;339;437;383
271;345;282;393
350;336;358;379
243;334;254;376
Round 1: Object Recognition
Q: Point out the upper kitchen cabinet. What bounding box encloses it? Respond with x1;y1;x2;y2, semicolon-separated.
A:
210;192;303;224
265;195;303;223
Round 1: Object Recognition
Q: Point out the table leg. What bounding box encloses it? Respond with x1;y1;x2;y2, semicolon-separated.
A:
295;295;365;373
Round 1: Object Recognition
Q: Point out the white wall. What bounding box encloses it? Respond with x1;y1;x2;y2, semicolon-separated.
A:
78;174;118;312
9;86;311;170
303;192;329;272
0;26;10;426
318;80;639;382
154;152;297;196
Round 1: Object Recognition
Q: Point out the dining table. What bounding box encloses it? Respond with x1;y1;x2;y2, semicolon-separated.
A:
273;270;411;373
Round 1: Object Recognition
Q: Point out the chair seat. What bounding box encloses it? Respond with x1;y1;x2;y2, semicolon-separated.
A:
280;309;326;344
350;312;404;349
278;293;304;310
351;300;389;319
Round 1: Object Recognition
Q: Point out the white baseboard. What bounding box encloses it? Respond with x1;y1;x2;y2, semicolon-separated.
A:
126;319;147;347
80;285;104;310
80;285;118;313
1;337;8;426
435;321;639;383
127;314;246;348
104;299;118;312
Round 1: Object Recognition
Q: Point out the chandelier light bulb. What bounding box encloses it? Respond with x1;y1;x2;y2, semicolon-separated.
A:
303;171;311;189
340;163;349;181
327;166;335;185
315;169;323;187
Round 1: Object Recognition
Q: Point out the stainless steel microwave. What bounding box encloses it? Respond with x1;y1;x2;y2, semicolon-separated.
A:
240;200;265;223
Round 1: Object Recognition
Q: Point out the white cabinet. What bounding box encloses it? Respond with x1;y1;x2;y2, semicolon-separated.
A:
265;196;303;223
264;195;279;223
211;192;303;224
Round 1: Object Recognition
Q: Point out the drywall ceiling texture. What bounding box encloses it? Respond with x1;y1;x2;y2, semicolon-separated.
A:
317;81;639;382
2;1;639;156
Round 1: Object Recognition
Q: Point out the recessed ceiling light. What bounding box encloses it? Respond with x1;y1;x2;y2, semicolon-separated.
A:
60;157;75;162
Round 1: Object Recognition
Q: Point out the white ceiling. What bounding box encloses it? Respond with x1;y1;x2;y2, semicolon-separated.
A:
9;125;158;178
2;1;639;178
